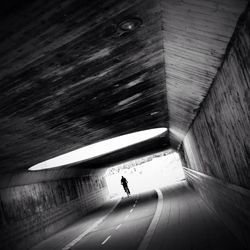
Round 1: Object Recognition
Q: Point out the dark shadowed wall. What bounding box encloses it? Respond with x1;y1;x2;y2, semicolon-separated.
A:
0;171;109;250
180;5;250;249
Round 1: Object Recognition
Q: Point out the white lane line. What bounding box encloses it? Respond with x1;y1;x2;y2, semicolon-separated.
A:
130;209;134;213
138;188;163;250
61;199;120;250
115;224;122;230
133;204;136;208
101;235;111;245
124;214;129;220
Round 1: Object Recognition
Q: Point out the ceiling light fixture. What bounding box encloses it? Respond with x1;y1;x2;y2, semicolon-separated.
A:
118;17;142;32
29;127;167;171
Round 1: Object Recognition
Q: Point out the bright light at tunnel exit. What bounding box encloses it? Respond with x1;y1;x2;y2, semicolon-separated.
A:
29;127;167;171
105;151;185;198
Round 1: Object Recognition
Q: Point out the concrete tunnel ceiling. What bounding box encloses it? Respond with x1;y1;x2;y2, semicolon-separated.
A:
0;0;248;174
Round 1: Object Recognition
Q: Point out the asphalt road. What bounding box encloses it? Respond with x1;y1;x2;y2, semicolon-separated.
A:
32;181;247;250
72;190;157;250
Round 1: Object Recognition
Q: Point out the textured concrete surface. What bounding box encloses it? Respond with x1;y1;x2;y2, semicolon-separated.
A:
162;0;248;145
0;0;248;173
0;174;109;250
0;1;249;250
179;6;250;248
0;0;168;173
181;5;250;188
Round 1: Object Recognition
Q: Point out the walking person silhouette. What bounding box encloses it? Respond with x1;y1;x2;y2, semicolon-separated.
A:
121;176;130;197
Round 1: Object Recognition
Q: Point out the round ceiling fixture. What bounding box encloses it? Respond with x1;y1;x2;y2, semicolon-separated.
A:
118;17;142;32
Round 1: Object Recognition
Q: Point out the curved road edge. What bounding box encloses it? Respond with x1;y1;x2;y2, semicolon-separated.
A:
138;188;163;250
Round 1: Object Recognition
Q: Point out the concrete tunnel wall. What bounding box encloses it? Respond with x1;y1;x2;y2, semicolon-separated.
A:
1;4;250;250
0;168;109;250
179;5;250;249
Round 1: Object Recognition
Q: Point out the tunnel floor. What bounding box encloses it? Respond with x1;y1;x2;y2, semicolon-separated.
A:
31;181;246;250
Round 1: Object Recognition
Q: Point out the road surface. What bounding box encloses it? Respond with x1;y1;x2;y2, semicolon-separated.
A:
32;181;246;250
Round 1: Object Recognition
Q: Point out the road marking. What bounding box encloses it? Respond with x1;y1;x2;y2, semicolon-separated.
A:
124;214;129;220
101;235;111;245
138;188;163;250
133;204;136;208
61;199;121;250
130;209;133;213
115;224;122;230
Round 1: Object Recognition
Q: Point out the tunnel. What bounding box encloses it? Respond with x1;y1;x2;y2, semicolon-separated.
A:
0;0;250;249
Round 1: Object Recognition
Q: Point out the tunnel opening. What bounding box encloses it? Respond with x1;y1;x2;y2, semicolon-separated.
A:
105;150;185;199
29;128;167;171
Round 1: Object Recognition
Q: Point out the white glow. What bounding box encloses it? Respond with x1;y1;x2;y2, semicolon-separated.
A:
106;152;185;198
29;127;167;171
